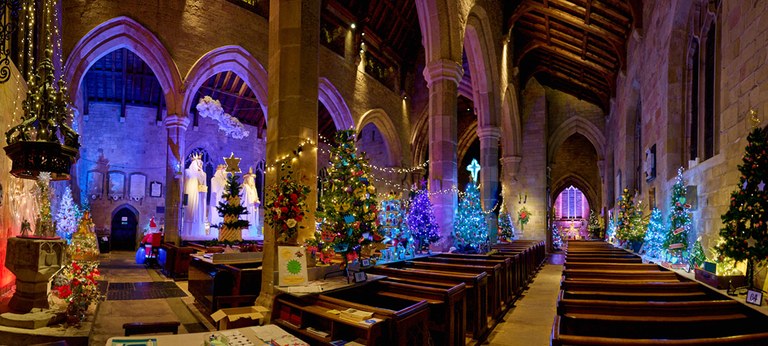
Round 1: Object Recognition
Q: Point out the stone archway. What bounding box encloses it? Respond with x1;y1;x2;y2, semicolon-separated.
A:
318;78;354;131
110;204;140;251
356;109;402;167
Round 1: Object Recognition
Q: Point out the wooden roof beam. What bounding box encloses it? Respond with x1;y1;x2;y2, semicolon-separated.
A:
516;41;613;76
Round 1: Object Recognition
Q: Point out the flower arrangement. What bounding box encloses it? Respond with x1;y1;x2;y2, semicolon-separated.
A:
266;162;310;244
52;260;102;325
518;206;531;230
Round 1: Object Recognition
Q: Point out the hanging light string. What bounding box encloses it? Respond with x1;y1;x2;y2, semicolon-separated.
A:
317;132;429;174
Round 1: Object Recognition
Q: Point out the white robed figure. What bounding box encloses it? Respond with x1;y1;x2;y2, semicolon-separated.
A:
209;164;227;227
242;167;261;238
183;154;208;238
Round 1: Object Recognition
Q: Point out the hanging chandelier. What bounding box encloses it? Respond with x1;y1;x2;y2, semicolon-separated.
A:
3;0;79;180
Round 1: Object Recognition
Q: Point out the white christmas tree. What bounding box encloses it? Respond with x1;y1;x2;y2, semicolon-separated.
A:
56;186;80;242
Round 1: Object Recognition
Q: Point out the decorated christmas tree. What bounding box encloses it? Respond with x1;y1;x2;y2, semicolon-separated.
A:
317;130;382;265
664;167;692;264
68;211;99;262
217;174;249;242
407;184;440;252
717;126;768;287
643;208;667;260
453;159;489;253
606;215;616;243
498;203;515;242
690;238;706;269
552;224;563;250
616;188;646;245
56;186;81;242
378;194;415;260
587;209;602;239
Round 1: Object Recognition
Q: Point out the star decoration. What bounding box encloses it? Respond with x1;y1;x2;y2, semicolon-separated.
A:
224;152;241;174
466;158;481;183
759;180;765;191
747;236;757;248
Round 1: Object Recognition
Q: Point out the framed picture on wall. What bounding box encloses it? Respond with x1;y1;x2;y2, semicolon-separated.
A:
150;181;163;198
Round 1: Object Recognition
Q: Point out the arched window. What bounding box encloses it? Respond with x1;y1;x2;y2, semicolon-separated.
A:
556;186;585;219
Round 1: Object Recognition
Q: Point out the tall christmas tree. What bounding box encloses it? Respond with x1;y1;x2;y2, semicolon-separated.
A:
498;202;515;242
616;188;646;244
587;209;602;239
56;186;81;242
453;159;489;253
317;130;382;265
407;185;440;251
717;126;768;287
643;208;667;260
664;168;692;263
217;174;249;242
606;215;616;243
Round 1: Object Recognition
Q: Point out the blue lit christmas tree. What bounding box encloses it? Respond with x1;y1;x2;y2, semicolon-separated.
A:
379;193;414;259
606;215;616;243
552;224;563;250
407;183;440;252
55;186;81;243
453;159;489;253
664;167;692;264
643;208;666;260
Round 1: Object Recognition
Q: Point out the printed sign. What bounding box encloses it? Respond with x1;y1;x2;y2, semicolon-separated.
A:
278;246;308;286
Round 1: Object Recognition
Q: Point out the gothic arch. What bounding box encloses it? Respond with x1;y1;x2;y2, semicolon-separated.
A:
465;4;501;129
550;174;599;216
548;116;606;162
415;0;468;62
458;121;478;163
500;85;522;156
183;45;268;119
65;16;182;115
356;109;402;167
410;108;429;167
318;78;354;130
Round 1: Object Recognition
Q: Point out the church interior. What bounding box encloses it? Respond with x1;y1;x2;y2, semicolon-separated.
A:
1;0;768;345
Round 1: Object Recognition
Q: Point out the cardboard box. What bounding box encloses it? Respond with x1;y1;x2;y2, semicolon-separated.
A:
694;268;746;289
211;306;267;330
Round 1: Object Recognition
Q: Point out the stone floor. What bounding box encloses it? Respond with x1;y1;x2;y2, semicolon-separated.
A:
82;251;565;345
485;253;564;346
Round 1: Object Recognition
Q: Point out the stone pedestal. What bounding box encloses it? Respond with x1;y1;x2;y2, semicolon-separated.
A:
5;237;66;313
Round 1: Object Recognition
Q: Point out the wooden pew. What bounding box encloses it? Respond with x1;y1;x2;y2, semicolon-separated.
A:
564;256;643;263
397;260;503;318
560;280;715;301
564;263;662;271
368;266;489;340
555;299;763;340
562;269;681;282
325;280;467;346
551;331;768;346
418;255;514;304
438;252;526;296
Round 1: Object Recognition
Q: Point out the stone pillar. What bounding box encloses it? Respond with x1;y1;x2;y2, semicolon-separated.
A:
163;114;190;245
501;155;522;236
257;0;320;312
478;126;501;243
424;59;463;250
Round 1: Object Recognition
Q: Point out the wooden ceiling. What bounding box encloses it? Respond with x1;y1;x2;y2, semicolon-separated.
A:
508;0;641;112
191;71;266;137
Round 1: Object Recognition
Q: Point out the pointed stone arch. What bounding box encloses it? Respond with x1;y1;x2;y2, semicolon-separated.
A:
318;78;354;130
465;4;501;129
415;0;467;62
183;45;268;120
548;116;606;162
64;16;182;115
501;85;522;157
356;109;402;167
550;173;599;217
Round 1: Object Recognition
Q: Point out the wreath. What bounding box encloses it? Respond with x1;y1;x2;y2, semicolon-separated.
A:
518;206;531;227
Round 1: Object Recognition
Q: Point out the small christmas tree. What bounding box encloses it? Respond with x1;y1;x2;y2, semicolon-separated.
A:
68;211;99;261
690;238;706;269
407;185;440;252
379;193;414;259
606;216;616;243
616;188;646;245
643;208;667;260
217;174;249;242
587;209;602;239
453;160;489;254
552;224;563;250
317;130;382;265
498;203;515;242
717;126;768;287
56;186;81;242
664;167;692;264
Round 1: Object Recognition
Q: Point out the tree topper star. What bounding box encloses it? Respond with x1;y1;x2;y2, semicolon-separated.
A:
758;180;765;192
224;152;242;174
747;236;757;248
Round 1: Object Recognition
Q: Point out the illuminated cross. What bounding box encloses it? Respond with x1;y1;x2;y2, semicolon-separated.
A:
467;158;481;183
224;152;242;174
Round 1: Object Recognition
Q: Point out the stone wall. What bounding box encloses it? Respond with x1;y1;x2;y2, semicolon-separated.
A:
517;79;548;242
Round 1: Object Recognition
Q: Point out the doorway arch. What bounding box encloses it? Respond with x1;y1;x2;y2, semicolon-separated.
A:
111;205;139;250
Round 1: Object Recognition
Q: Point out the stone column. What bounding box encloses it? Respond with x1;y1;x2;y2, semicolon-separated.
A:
163;114;190;245
501;155;522;236
424;59;463;250
478;126;501;243
257;0;320;312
